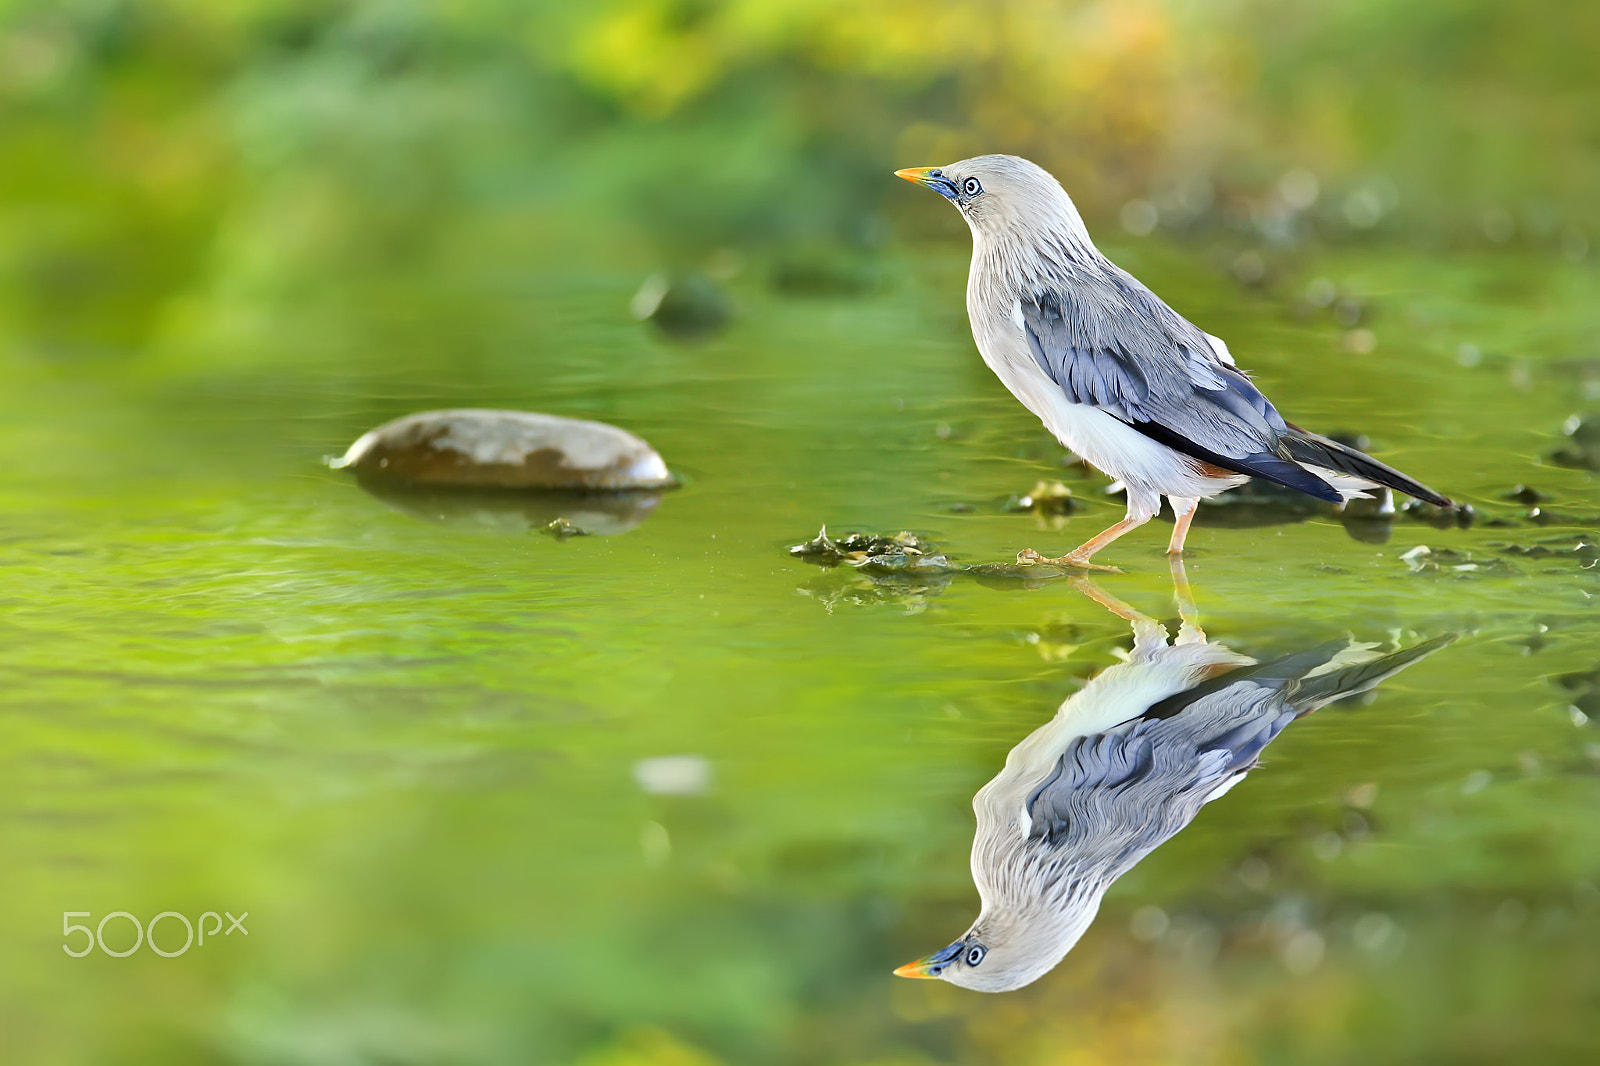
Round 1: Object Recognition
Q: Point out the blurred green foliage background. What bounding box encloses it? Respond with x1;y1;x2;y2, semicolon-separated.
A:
3;3;1599;1065
2;0;1597;362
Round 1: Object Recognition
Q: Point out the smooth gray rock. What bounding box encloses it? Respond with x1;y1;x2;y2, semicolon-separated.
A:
629;272;730;338
332;409;675;491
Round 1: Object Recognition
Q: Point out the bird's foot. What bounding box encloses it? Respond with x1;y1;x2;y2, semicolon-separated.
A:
1016;548;1122;573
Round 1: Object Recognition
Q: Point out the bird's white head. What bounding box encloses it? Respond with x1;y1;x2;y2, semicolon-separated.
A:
894;889;1103;993
894;154;1096;258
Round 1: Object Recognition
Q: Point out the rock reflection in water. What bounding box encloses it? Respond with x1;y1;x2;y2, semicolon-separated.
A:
358;479;666;537
896;565;1452;992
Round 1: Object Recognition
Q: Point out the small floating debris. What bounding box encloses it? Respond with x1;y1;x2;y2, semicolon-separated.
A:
1396;544;1517;575
1553;666;1600;722
1400;499;1476;528
1005;480;1079;516
1398;545;1433;571
792;528;957;613
630;271;731;338
542;517;592;539
1503;484;1550;505
1526;506;1586;527
632;755;712;796
1547;414;1600;471
332;409;675;491
1490;536;1599;564
789;527;1079;610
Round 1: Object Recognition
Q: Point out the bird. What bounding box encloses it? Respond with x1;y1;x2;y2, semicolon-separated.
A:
893;569;1453;992
894;155;1452;569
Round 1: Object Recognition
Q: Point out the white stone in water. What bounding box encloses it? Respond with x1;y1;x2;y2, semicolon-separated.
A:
632;755;711;796
331;409;674;491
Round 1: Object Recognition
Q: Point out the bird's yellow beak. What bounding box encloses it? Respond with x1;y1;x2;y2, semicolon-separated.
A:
894;167;960;202
893;938;965;978
892;956;942;979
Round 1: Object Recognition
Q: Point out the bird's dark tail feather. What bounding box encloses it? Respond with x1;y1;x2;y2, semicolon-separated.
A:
1280;429;1452;507
1137;634;1455;725
1293;634;1458;712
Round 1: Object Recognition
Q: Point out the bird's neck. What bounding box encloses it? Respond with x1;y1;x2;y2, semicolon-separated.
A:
968;207;1102;296
968;877;1108;986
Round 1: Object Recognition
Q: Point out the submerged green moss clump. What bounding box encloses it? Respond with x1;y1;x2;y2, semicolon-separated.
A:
542;518;593;540
789;527;957;574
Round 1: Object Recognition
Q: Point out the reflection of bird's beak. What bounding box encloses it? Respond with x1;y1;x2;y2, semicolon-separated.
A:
893;939;964;979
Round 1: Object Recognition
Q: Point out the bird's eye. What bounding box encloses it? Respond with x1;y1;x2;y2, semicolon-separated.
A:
965;945;987;966
962;177;982;197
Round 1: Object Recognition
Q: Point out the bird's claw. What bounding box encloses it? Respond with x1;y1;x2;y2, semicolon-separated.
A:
1015;548;1122;573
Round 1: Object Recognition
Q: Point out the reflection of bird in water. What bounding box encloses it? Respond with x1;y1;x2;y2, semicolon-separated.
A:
896;562;1451;992
894;155;1450;568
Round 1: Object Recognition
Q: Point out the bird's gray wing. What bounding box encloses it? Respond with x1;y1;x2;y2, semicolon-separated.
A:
1020;267;1341;501
1022;684;1291;866
1022;636;1455;871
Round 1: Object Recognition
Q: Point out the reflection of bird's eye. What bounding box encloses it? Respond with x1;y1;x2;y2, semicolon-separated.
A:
962;177;982;197
966;945;987;966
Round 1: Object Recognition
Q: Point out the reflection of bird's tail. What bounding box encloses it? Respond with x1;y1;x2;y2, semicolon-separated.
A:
1141;640;1349;723
1294;634;1457;711
1281;428;1452;507
1142;635;1455;726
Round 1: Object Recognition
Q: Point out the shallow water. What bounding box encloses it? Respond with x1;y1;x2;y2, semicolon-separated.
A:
3;238;1599;1064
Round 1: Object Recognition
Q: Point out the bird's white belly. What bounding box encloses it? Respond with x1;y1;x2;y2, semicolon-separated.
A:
972;325;1243;502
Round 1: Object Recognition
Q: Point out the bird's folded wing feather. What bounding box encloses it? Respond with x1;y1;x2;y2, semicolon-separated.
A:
1020;266;1341;500
1020;634;1452;867
1021;681;1299;872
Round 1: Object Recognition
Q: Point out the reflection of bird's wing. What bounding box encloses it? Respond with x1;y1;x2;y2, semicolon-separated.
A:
1036;642;1254;749
1021;636;1453;874
1021;683;1293;872
980;643;1255;823
1018;265;1341;501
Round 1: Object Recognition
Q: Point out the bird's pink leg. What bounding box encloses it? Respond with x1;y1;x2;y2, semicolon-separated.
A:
1166;497;1200;555
1066;576;1151;622
1017;514;1150;572
1168;555;1207;645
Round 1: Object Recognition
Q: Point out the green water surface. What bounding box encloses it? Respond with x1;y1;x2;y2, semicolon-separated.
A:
3;238;1598;1064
